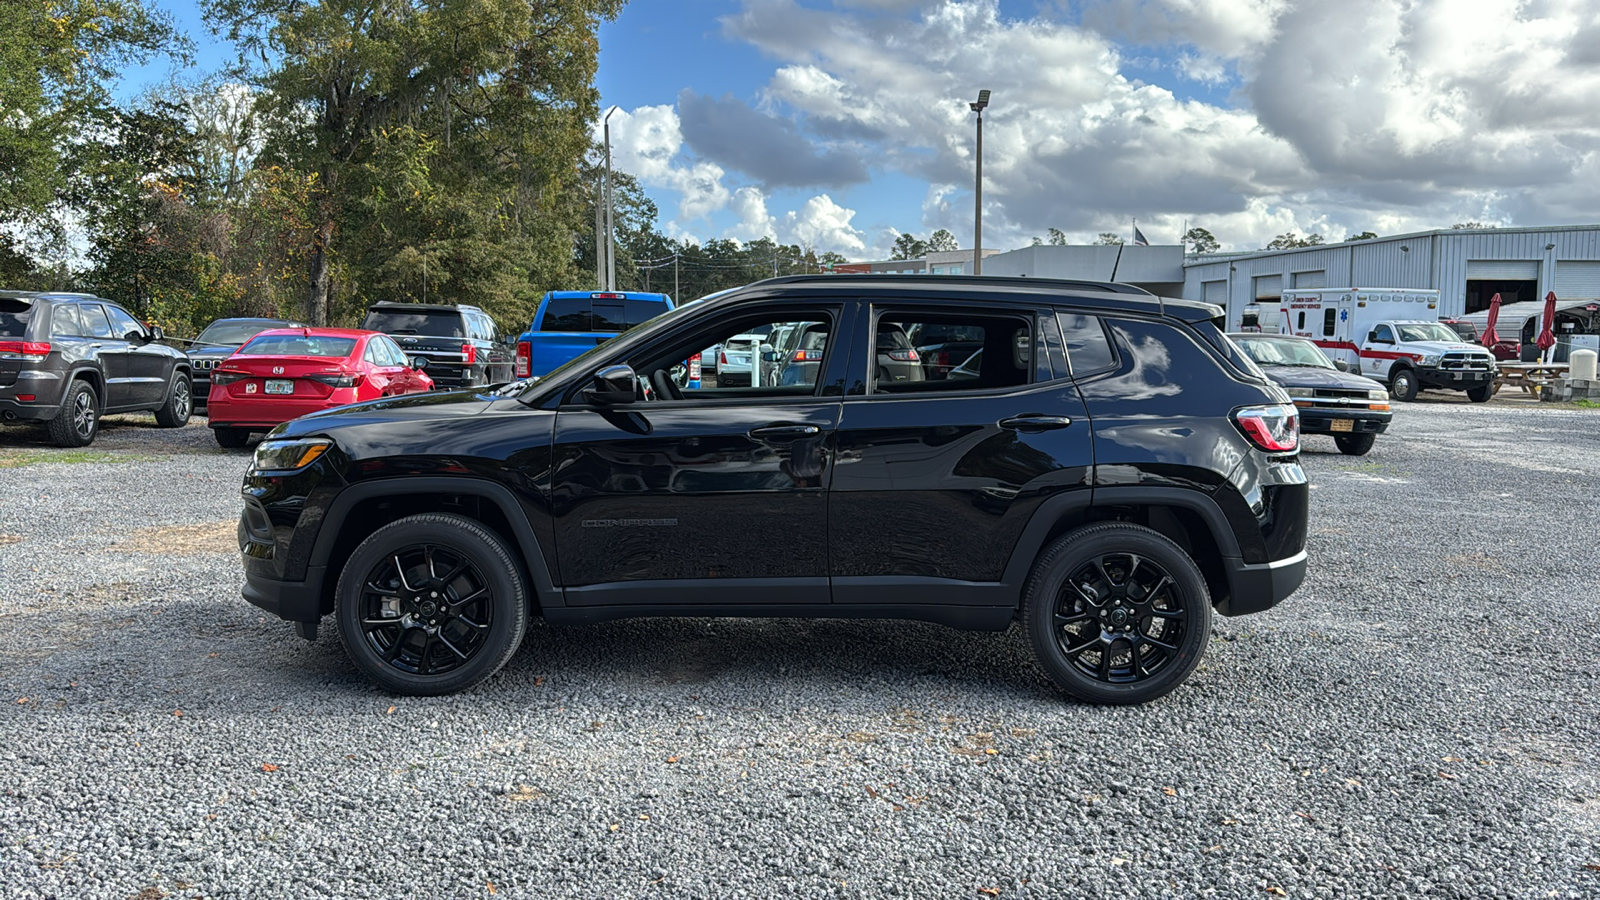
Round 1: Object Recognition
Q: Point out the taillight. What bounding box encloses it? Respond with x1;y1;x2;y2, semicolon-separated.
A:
0;341;50;361
720;351;729;366
790;349;824;362
885;349;918;361
515;341;530;377
1234;404;1300;453
935;351;950;368
212;369;246;386
308;372;364;388
462;343;476;365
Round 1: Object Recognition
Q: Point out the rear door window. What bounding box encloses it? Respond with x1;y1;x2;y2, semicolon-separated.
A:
875;311;1032;393
0;297;32;337
362;309;465;338
51;303;85;338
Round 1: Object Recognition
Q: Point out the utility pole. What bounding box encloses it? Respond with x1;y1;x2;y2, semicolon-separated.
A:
594;182;605;288
603;106;618;291
674;251;679;299
970;89;990;276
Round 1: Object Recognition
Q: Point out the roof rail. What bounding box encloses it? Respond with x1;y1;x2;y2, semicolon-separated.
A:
757;273;1154;296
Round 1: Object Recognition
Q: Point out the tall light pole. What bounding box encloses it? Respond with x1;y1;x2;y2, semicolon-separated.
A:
969;89;990;275
603;105;619;291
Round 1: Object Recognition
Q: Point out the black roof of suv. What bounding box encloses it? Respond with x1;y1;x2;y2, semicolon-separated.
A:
237;275;1307;703
1;291;193;446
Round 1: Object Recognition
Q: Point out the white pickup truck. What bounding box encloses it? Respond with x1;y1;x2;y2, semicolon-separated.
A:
1276;289;1499;402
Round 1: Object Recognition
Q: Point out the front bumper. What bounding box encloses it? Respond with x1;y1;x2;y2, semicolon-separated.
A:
1299;407;1391;436
1417;366;1493;389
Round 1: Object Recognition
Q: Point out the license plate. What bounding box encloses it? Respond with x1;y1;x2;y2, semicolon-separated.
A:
1453;372;1463;380
1330;419;1354;432
265;379;295;395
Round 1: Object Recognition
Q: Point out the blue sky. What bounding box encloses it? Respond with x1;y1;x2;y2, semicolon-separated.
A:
121;1;1600;259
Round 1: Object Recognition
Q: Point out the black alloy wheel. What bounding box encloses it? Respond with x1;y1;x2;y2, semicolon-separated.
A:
155;374;192;427
336;513;527;695
47;380;99;448
1023;523;1211;704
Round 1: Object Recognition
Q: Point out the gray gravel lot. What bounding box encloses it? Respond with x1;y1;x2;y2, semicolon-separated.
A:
1;398;1598;899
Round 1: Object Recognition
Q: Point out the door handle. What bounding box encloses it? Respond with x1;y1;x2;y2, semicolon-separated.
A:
999;414;1073;432
748;424;821;440
90;343;103;348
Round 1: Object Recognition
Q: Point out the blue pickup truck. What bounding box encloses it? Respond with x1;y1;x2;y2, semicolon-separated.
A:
514;291;675;378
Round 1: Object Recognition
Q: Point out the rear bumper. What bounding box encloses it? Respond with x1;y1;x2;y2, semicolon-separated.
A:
0;397;62;422
207;390;356;428
0;374;68;421
1217;549;1307;616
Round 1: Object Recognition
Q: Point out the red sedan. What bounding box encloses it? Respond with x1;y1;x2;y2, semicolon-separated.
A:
207;328;433;447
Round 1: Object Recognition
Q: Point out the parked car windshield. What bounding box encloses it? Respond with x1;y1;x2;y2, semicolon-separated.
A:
362;309;464;338
238;335;358;357
1397;323;1463;343
1234;336;1335;369
0;297;32;337
196;319;300;346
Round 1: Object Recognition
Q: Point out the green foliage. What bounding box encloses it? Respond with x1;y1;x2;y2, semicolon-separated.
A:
1182;227;1219;253
1094;232;1123;246
1451;222;1487;229
1346;231;1379;241
891;232;927;260
926;229;958;252
1047;227;1068;246
1266;231;1324;249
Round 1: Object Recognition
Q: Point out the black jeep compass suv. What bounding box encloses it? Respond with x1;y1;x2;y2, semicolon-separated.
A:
238;276;1307;704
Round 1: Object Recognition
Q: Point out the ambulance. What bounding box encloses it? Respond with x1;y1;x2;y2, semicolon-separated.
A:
1273;288;1498;402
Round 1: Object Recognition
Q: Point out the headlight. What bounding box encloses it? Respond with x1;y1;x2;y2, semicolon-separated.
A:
253;438;332;472
1368;389;1389;401
1420;354;1441;366
1284;386;1315;398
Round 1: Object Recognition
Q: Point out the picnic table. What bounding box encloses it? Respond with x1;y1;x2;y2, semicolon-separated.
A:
1494;361;1569;396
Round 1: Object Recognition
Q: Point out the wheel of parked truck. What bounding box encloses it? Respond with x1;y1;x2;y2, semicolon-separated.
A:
1021;523;1211;705
213;427;250;449
335;513;528;695
1466;384;1493;403
47;380;99;448
1334;433;1376;456
154;373;192;428
1389;368;1419;402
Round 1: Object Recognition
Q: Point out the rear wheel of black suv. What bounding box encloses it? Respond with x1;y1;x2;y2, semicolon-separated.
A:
154;374;192;427
335;513;528;695
47;380;99;448
1023;523;1211;705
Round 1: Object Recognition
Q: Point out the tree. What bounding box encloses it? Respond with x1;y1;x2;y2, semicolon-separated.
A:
1265;232;1325;250
1182;227;1220;253
1451;222;1486;229
1094;233;1123;246
926;228;958;252
1347;231;1378;241
1;0;180;235
1047;228;1069;246
207;0;625;325
891;232;927;260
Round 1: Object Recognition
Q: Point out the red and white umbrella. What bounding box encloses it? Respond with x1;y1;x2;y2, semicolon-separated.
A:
1481;293;1503;348
1536;290;1558;354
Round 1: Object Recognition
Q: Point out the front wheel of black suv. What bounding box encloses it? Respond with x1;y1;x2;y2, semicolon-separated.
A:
335;513;528;695
154;374;192;427
1022;523;1211;705
1334;433;1376;456
47;380;100;448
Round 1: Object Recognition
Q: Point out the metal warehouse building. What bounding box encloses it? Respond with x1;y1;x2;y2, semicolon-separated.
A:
1183;225;1600;329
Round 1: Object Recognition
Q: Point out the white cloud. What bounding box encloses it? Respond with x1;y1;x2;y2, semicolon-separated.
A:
726;187;777;241
782;194;867;252
599;105;733;225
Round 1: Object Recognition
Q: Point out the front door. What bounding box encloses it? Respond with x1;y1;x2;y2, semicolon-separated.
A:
104;304;168;406
548;303;852;607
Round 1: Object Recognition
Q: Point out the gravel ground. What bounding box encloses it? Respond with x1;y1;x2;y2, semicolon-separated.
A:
1;399;1597;899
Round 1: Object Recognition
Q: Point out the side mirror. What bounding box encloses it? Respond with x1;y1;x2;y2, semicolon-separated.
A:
1333;359;1351;372
585;364;638;404
410;356;429;370
762;350;780;363
149;325;164;342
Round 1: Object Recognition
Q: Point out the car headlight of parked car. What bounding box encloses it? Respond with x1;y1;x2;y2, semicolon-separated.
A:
1367;389;1389;401
1420;354;1442;367
1283;386;1314;398
253;438;332;473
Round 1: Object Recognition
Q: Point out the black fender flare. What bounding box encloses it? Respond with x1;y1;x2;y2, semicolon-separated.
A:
306;476;558;603
1000;485;1244;588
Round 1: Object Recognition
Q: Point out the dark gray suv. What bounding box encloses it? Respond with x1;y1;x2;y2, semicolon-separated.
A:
0;291;193;446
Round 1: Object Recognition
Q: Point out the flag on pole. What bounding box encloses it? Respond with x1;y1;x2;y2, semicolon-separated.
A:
1132;223;1150;246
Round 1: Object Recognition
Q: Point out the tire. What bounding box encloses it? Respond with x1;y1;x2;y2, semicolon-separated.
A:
1022;523;1211;705
47;380;100;448
213;427;250;449
1334;433;1376;456
154;372;192;427
335;513;528;695
1466;384;1493;403
1389;367;1419;402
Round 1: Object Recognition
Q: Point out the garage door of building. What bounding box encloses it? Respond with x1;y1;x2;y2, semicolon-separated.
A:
1253;274;1282;299
1466;260;1539;280
1555;261;1600;299
1291;270;1326;288
1465;260;1540;313
1203;280;1226;304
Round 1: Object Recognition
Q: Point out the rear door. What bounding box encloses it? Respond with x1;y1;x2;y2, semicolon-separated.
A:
548;302;853;606
828;301;1094;607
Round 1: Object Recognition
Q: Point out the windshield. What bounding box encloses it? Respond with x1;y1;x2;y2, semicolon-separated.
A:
238;334;357;358
1235;336;1335;369
1397;323;1463;343
362;309;463;338
196;319;300;346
